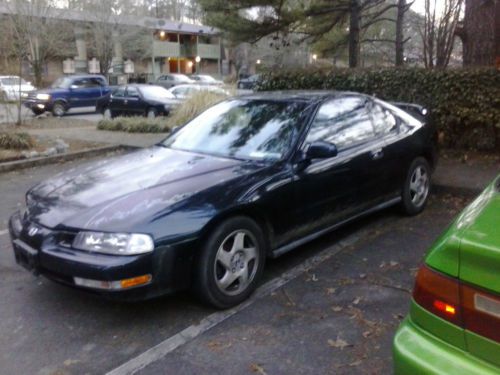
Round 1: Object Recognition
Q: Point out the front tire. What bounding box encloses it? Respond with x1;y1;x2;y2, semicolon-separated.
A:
194;216;266;309
52;101;66;117
401;157;431;216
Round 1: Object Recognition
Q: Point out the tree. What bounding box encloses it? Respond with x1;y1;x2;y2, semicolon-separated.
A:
3;0;64;87
200;0;402;68
421;0;463;68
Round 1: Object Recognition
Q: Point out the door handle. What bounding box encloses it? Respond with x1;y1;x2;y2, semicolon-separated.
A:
370;148;384;160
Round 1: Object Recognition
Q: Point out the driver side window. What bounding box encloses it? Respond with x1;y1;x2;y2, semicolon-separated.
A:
307;97;376;151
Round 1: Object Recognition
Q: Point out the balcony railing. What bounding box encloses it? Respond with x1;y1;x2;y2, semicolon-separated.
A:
153;41;180;57
153;41;221;59
197;43;221;59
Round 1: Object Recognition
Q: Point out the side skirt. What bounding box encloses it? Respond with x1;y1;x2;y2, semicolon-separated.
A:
270;197;402;258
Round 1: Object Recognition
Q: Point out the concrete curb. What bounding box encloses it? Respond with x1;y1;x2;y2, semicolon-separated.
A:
0;145;138;174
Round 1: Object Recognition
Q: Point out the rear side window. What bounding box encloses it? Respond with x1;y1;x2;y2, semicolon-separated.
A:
371;103;398;135
126;86;140;98
112;87;126;97
307;96;376;150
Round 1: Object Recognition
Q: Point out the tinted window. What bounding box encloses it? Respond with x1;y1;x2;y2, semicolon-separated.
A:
371;103;397;135
126;86;140;98
307;97;375;150
112;87;126;97
163;99;308;161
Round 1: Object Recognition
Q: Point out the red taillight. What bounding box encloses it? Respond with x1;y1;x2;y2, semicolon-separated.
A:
414;265;500;343
413;265;462;326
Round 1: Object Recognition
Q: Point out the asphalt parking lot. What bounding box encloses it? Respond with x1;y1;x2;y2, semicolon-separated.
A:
0;103;102;124
0;156;473;375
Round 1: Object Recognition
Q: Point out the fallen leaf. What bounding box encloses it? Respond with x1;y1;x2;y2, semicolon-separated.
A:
326;287;337;295
352;297;362;305
250;363;268;375
390;261;399;267
349;360;362;367
331;306;343;312
327;337;352;350
311;274;318;282
362;330;372;338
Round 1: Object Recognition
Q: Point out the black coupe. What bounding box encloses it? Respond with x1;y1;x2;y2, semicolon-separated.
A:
96;84;181;119
9;91;436;308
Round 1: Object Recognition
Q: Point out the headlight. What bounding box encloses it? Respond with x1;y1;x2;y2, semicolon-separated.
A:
36;93;50;101
73;232;154;255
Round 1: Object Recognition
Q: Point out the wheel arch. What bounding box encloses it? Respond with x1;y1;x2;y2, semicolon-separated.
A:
197;205;275;256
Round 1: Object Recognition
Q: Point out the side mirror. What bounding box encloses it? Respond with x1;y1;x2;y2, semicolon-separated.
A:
306;141;338;159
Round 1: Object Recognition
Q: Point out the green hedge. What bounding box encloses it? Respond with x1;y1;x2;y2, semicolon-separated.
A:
257;68;500;151
97;117;170;133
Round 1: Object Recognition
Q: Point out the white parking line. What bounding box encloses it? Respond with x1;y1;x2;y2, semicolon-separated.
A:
0;229;8;237
106;230;366;375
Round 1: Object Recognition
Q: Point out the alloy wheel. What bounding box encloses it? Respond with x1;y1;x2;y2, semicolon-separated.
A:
213;230;259;296
409;166;429;207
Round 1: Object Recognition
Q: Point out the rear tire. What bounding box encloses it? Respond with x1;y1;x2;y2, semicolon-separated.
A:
52;101;66;117
193;216;266;309
146;108;157;119
103;107;114;119
401;157;431;216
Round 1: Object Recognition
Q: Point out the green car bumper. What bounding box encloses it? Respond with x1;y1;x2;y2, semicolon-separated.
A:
393;316;499;375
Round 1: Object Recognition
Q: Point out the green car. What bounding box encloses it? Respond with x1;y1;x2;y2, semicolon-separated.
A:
393;176;500;374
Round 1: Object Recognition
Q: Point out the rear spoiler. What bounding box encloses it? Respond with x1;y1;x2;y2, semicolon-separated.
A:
389;102;429;119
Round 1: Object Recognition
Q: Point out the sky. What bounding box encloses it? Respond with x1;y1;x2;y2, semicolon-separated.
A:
411;0;446;16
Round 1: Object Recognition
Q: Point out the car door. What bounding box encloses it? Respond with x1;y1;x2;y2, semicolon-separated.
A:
124;86;146;116
69;78;100;107
369;101;407;199
108;86;126;116
86;77;105;107
292;96;385;238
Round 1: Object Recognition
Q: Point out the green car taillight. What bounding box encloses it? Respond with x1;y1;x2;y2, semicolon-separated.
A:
413;265;500;344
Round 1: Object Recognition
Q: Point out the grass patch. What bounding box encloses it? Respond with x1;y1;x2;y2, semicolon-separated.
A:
97;91;228;133
0;132;35;150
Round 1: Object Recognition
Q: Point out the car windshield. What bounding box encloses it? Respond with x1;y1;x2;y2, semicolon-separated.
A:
1;77;27;85
51;77;73;89
140;86;176;100
162;99;308;161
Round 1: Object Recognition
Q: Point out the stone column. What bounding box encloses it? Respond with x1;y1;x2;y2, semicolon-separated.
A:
111;29;124;74
74;26;88;73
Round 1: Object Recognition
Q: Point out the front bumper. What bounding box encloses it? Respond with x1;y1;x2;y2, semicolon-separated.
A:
23;99;52;112
9;212;195;301
393;316;499;375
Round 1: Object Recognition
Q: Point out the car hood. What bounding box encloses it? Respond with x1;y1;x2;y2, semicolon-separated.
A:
27;147;262;231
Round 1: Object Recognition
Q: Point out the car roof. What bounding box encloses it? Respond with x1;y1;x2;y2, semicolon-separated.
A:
237;90;366;103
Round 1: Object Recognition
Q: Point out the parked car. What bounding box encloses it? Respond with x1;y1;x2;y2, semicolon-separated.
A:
237;74;260;90
393;176;500;375
154;73;194;89
9;91;436;308
168;84;230;100
97;84;181;119
24;74;111;116
0;76;36;102
190;74;223;86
